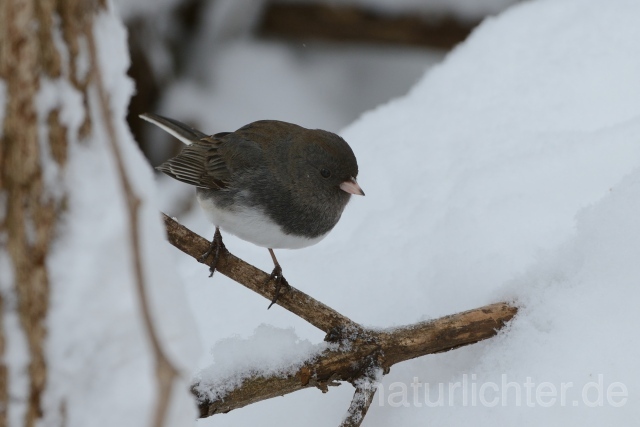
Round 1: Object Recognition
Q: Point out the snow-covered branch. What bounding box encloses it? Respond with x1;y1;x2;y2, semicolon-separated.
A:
340;377;380;427
162;214;517;424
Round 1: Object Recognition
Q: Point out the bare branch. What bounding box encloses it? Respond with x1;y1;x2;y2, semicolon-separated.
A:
379;302;517;367
162;213;362;335
87;23;178;427
259;3;475;49
161;209;517;423
340;381;379;427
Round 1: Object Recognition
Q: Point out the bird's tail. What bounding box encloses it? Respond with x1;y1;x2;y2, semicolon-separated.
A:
139;112;207;145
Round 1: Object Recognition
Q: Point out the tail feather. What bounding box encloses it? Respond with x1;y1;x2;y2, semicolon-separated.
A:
139;112;207;145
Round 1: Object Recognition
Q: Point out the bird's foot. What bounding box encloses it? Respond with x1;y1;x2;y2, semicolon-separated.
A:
199;228;225;277
265;265;290;309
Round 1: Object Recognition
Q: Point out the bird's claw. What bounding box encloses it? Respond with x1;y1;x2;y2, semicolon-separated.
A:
199;229;225;277
265;265;289;309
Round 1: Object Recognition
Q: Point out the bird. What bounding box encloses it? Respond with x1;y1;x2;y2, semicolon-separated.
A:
141;113;364;308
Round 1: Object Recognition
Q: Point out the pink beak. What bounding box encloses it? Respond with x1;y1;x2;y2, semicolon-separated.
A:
339;177;365;196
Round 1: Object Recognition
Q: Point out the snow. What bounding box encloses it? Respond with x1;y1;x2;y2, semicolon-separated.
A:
194;325;328;402
0;250;30;426
153;0;640;425
36;77;85;201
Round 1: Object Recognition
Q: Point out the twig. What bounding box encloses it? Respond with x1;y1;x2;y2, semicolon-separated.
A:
340;380;379;427
87;21;178;427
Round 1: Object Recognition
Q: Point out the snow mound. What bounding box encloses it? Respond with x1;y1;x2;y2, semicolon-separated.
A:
194;325;328;402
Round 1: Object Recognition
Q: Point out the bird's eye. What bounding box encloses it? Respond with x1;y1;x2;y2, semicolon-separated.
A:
320;168;331;178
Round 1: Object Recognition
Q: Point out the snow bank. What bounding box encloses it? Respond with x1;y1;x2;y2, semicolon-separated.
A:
181;0;640;425
194;325;328;402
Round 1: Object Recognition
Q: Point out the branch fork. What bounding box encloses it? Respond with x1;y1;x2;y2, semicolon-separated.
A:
162;213;517;425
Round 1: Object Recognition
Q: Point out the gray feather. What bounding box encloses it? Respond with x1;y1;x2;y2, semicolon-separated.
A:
139;112;207;145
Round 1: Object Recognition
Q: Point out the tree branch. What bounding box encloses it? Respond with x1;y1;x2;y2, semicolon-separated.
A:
193;302;515;417
162;213;362;335
340;380;379;427
161;214;518;422
258;3;476;49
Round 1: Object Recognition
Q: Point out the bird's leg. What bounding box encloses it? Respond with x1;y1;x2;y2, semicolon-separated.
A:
198;227;226;277
265;248;290;309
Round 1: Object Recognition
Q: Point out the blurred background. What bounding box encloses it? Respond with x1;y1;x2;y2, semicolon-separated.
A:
118;0;521;174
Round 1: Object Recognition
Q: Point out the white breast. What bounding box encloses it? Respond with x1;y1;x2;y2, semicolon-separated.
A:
196;194;327;250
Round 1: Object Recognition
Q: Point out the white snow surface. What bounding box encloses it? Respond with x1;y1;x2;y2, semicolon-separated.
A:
194;325;328;402
160;0;640;425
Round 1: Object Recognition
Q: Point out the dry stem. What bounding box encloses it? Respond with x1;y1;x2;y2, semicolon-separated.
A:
87;24;178;427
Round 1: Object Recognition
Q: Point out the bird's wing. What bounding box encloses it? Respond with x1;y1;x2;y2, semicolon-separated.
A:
149;117;277;189
141;112;233;189
157;138;232;189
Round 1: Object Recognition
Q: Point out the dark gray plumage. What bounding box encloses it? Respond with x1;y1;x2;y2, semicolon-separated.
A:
141;112;364;307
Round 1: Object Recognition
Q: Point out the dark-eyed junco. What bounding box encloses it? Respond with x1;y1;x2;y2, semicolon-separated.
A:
141;113;364;307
